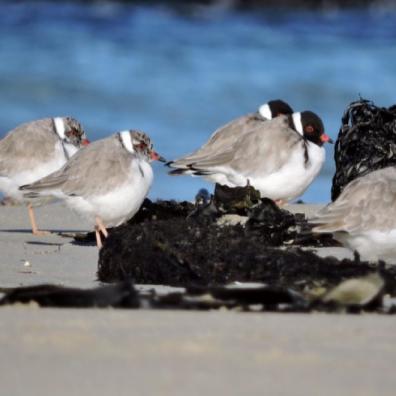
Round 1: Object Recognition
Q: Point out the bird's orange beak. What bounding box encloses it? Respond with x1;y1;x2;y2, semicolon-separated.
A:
150;151;166;162
320;134;333;144
82;138;90;146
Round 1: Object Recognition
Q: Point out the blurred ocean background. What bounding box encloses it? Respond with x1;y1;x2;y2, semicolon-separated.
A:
0;0;396;203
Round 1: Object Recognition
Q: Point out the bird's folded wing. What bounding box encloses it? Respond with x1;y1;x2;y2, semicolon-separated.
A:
186;118;303;177
0;119;57;175
21;137;139;198
311;169;396;233
170;113;260;167
19;165;70;192
188;150;235;170
236;122;304;175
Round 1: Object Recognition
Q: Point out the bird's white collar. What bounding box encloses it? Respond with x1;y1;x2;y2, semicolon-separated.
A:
53;117;66;140
292;112;303;136
119;130;134;154
258;103;272;120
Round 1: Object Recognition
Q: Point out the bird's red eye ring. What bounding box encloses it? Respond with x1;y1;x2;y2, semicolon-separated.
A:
67;128;78;137
305;125;314;133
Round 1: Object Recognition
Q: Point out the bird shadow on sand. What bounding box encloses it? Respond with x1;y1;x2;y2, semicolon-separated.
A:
56;230;97;246
0;229;88;234
0;229;33;234
65;231;97;246
24;241;63;247
0;229;95;247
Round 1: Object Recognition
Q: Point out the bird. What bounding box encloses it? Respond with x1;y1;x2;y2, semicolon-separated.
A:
168;111;332;203
310;166;396;263
20;130;165;248
167;99;293;169
0;117;89;235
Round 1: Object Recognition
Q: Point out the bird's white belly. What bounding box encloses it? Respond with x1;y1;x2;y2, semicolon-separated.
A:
0;141;67;202
66;161;153;227
249;143;325;201
336;230;396;263
204;172;234;186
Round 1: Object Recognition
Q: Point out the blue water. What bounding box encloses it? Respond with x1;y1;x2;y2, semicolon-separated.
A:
1;1;396;202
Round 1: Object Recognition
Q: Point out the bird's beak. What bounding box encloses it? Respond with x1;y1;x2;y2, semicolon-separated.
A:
151;151;167;162
320;134;333;144
82;138;90;146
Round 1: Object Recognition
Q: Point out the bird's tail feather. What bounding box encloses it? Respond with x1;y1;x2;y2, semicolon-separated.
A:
168;166;214;177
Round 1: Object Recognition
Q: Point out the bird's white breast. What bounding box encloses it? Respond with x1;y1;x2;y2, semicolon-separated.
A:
245;142;325;201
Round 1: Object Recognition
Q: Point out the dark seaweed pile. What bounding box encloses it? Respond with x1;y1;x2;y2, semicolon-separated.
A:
97;185;355;290
331;99;396;200
98;223;378;289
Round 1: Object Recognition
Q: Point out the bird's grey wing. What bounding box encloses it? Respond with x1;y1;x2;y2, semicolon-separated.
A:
233;121;302;176
22;136;133;198
19;151;82;192
171;113;263;167
187;117;302;177
198;113;263;152
188;150;236;170
186;117;304;177
214;116;302;176
311;167;396;233
0;118;58;176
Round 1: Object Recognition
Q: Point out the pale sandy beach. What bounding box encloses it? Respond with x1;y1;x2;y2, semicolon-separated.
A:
0;203;395;396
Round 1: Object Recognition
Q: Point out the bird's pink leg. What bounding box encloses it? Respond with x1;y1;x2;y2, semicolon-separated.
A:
95;226;103;249
28;203;50;236
96;217;108;237
95;216;108;248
